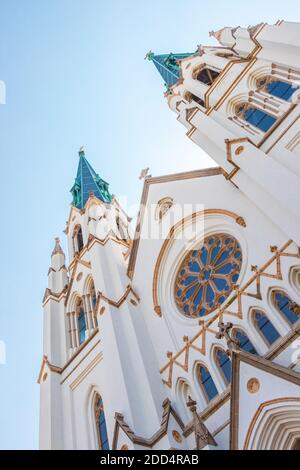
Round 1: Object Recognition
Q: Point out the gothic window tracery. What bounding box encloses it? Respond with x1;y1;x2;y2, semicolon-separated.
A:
215;348;231;385
252;309;281;346
174;233;242;318
257;76;299;101
272;290;300;325
197;364;218;402
76;298;86;345
235;103;276;132
94;393;109;450
232;328;257;355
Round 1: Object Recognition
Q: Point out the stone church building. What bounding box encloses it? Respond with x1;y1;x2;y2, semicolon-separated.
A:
39;20;300;450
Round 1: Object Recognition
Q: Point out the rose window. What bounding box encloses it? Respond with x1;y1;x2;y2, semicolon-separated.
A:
174;234;242;318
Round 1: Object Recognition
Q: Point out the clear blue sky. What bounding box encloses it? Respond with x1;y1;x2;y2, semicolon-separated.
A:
0;0;299;450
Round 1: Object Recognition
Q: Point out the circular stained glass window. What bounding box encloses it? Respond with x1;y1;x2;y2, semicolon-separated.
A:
174;233;242;318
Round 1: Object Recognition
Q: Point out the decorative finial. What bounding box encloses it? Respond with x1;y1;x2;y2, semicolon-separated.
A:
216;321;240;354
186;396;217;449
52;237;64;256
209;28;226;43
144;50;154;61
139;167;151;180
78;146;85;157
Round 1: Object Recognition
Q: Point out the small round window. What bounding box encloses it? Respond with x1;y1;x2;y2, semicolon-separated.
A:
174;233;242;318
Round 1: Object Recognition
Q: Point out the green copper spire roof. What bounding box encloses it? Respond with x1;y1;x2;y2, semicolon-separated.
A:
145;51;194;88
70;148;112;209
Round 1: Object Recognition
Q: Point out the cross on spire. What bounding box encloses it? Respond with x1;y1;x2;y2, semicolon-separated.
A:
216;321;240;353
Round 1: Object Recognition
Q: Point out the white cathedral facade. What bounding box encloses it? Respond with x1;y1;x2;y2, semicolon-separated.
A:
39;20;300;450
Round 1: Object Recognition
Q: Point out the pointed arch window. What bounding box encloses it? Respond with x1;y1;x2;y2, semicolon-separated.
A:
215;348;231;385
252;309;280;346
272;290;300;325
236;103;276;132
76;298;86;345
89;280;98;327
90;280;97;310
94;393;109;450
257;77;298;101
232;328;257;355
73;225;84;254
198;365;218;402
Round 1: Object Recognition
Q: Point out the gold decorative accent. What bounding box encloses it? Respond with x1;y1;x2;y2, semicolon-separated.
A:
130;299;137;306
247;377;260;394
236;216;246;228
184;91;193;103
224;138;249;182
160;240;299;388
98;285;140;309
235;145;244;156
111;399;185;450
76;272;83;282
172;430;183;443
100;306;105;316
154;305;162;316
37;355;62;384
42;372;48;382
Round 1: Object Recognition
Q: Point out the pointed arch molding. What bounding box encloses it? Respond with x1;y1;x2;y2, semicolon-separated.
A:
244;397;300;450
152;209;247;317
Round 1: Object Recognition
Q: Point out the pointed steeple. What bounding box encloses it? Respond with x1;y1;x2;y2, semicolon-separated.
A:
70;148;112;209
52;237;64;256
145;51;194;88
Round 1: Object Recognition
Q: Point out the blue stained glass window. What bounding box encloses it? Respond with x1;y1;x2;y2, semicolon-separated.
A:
273;291;299;325
95;394;109;450
253;310;280;345
199;365;218;402
233;329;257;355
216;349;231;384
175;234;242;318
78;308;86;345
244;107;276;132
266;80;298;101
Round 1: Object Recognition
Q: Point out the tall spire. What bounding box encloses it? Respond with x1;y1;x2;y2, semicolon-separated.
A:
70;148;112;209
146;51;194;88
